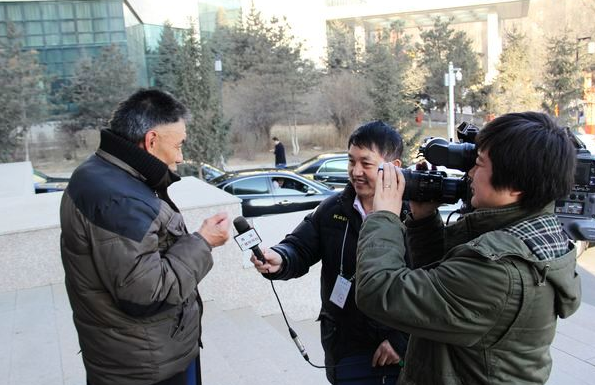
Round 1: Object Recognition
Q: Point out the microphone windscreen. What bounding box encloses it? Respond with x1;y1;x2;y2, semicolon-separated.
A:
233;216;251;233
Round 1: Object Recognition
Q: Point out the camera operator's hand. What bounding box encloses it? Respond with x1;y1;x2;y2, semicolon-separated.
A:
409;161;441;220
373;162;405;215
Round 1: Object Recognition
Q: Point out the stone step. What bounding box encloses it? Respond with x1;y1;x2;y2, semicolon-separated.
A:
201;301;327;385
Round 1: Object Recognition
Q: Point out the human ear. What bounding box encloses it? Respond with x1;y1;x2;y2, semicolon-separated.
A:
143;130;158;153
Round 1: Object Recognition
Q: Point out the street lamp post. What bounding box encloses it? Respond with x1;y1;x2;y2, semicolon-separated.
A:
445;62;462;142
214;54;223;112
576;37;595;129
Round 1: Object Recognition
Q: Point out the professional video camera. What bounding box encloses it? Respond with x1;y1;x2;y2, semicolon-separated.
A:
401;122;478;208
402;122;595;241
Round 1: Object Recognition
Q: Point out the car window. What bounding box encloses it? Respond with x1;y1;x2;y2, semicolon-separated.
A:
319;159;348;173
225;177;271;195
272;177;314;195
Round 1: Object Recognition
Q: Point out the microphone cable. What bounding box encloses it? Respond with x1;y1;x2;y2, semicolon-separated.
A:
266;272;393;370
266;274;328;368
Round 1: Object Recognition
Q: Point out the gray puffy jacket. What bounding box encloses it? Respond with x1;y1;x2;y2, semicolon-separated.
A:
60;130;213;385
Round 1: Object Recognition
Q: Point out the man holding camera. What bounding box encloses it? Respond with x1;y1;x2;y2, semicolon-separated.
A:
356;112;581;384
252;121;408;384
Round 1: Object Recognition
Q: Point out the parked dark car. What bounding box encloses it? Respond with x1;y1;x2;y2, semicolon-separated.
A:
177;162;225;182
33;169;70;193
210;169;336;217
292;152;349;188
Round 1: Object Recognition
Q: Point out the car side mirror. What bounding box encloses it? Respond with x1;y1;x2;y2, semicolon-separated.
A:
306;188;317;196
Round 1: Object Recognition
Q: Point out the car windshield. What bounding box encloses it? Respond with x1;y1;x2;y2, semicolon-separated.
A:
293;155;324;173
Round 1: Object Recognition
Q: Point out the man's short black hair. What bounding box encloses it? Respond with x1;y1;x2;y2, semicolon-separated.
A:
109;89;190;143
272;137;279;141
348;120;403;161
475;111;576;211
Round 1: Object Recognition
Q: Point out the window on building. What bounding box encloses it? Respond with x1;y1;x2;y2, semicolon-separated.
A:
23;4;41;20
62;48;79;62
61;20;75;33
107;2;122;17
26;21;42;34
26;35;43;46
62;34;77;45
77;20;92;33
111;32;126;42
92;3;107;18
44;49;62;64
79;33;93;44
93;19;108;32
74;3;90;19
95;32;109;43
40;3;58;20
110;17;124;31
59;3;74;19
45;34;60;46
6;5;23;21
43;21;59;34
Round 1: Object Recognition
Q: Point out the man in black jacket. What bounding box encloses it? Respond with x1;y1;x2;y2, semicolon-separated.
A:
251;121;408;384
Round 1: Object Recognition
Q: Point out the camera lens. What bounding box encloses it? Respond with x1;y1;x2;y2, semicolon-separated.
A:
402;168;468;204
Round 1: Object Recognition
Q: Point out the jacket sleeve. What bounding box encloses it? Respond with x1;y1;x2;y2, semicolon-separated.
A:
356;211;512;347
264;208;323;280
89;197;213;317
404;210;446;268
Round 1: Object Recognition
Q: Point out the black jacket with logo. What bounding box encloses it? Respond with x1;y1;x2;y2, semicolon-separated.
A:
266;184;408;374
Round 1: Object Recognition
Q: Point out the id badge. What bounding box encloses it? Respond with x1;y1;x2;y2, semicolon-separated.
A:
330;275;352;309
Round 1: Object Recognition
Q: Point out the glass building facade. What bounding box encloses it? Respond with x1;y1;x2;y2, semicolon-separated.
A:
198;0;240;39
0;0;153;86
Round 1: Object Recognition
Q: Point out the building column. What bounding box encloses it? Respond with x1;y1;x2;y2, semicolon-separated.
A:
485;11;502;84
354;20;366;62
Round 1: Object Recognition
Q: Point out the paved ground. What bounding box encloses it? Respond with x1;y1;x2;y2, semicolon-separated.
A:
3;251;595;385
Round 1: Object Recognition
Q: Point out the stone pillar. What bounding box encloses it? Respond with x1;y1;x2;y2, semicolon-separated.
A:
354;19;366;62
485;11;502;84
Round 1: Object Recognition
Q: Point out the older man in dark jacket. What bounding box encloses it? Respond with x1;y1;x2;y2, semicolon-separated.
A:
357;112;581;384
60;89;230;385
252;121;409;384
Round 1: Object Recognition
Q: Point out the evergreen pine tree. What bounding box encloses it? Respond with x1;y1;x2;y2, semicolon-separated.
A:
326;20;360;72
58;44;136;159
488;29;540;115
0;22;48;162
363;22;424;163
539;32;581;125
213;5;315;152
177;22;230;165
416;17;483;113
153;21;180;94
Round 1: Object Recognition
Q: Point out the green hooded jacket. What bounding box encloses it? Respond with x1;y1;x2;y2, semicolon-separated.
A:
356;203;581;384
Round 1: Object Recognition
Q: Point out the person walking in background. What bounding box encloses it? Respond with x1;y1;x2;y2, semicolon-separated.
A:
252;121;409;384
272;136;287;168
60;89;230;385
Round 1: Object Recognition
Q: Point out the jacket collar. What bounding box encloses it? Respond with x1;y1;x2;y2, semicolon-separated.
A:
445;202;555;252
98;129;181;191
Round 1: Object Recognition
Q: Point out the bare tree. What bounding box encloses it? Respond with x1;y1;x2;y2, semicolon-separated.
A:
317;70;372;144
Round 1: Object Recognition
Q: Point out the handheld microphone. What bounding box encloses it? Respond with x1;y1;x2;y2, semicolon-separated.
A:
233;216;266;264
